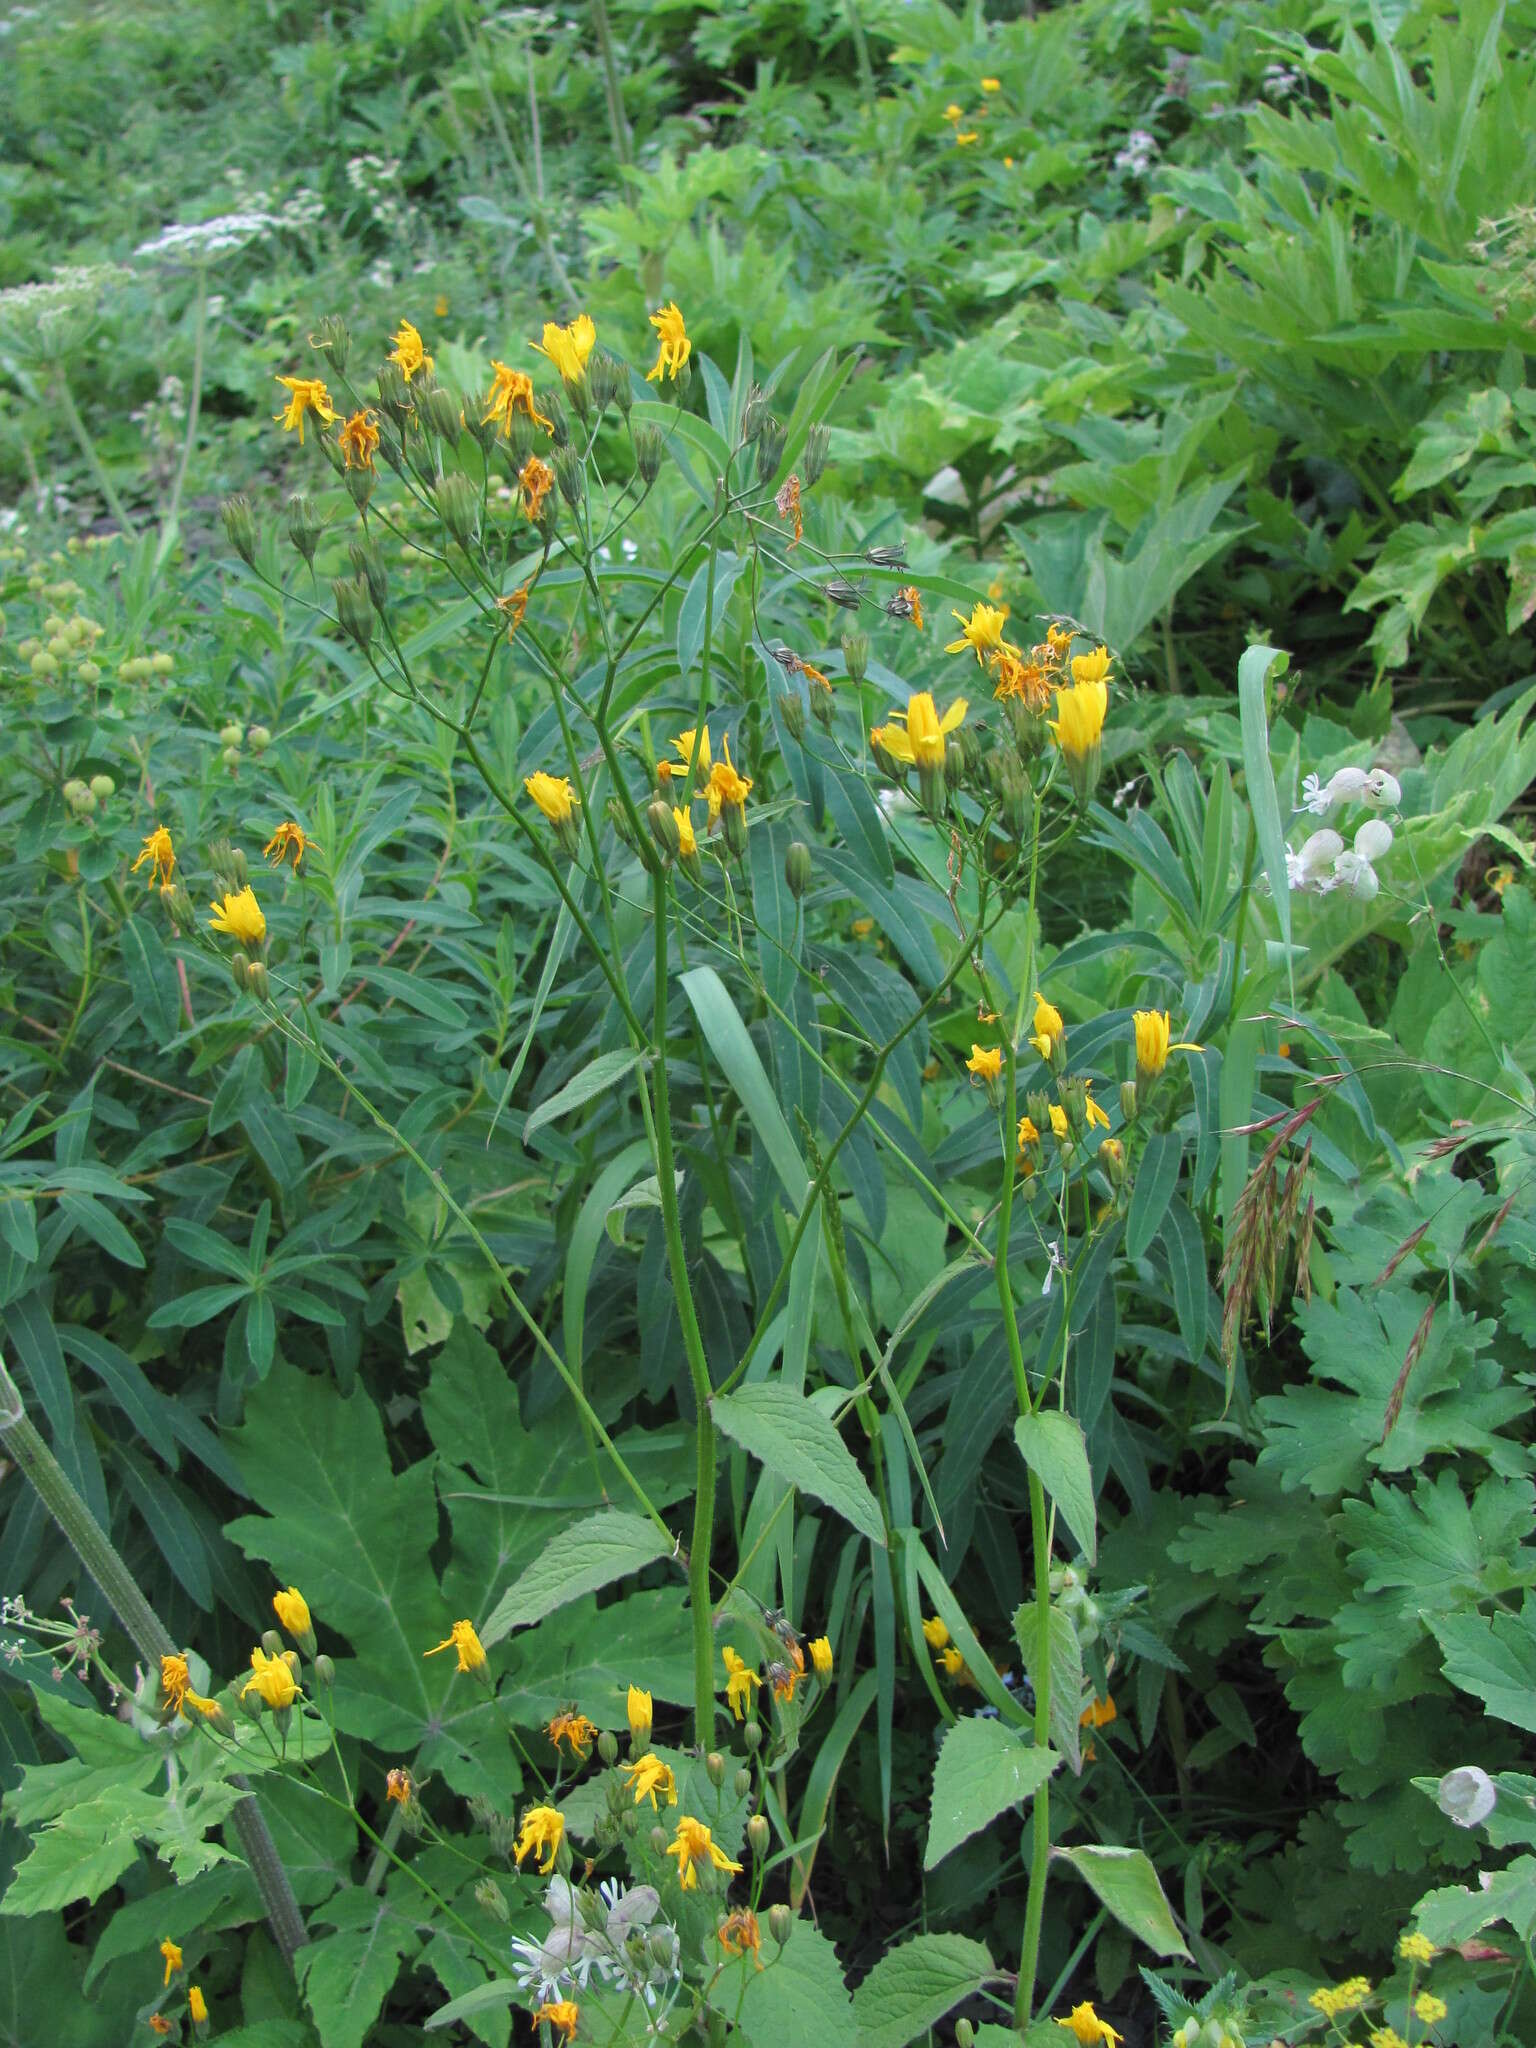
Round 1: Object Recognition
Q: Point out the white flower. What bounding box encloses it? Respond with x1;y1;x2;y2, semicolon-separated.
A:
1438;1765;1497;1829
509;1929;594;1999
1291;829;1342;889
1364;767;1401;807
1354;819;1393;862
1300;772;1330;814
1332;850;1379;900
135;213;275;261
1042;1241;1066;1297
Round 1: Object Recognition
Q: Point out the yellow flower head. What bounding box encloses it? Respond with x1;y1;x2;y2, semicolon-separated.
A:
955;130;980;146
939;1644;968;1680
673;807;698;859
623;1752;678;1810
722;1645;762;1722
1049;677;1108;761
966;1044;1002;1085
534;2000;579;2045
1054;2003;1123;2047
271;1586;311;1639
1029;992;1065;1062
665;1814;742;1892
424;1619;487;1675
627;1684;653;1749
388;319;432;383
944;103;964;122
180;1686;225;1723
921;1615;950;1650
337;409;381;472
514;1804;565;1874
386;1767;413;1804
1132;1009;1201;1079
705;736;752;821
1017;1114;1040;1153
646;302;691;383
1049;1103;1070;1141
273;376;337;443
546;1709;598;1759
981;75;1002;92
1413;1993;1448;2025
1083;1086;1110;1131
160;1938;183;1985
809;1635;833;1677
264;822;318;872
525;772;577;827
1071;644;1112;687
1079;1694;1117;1729
532;313;596;384
132;825;176;888
1309;1979;1372;2018
881;691;967;770
519;453;555;521
483;361;551;436
945;602;1010;665
208;886;266;947
771;1638;806;1703
896;584;925;631
991;648;1051;711
672;726;711;778
188;1985;208;2025
241;1645;301;1711
1370;2030;1408;2048
1398;1931;1436;1964
1047;623;1072;654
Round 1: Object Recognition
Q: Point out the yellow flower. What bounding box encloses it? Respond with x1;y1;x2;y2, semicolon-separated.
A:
160;1939;183;1985
704;736;752;821
981;75;1001;91
1017;1114;1040;1155
546;1709;598;1759
896;584;925;630
273;376;337;443
673;807;697;859
519;453;555;520
945;602;1010;664
1029;992;1065;1062
921;1616;950;1650
672;725;711;778
1370;2031;1408;2048
497;585;529;636
525;773;577;826
1398;1932;1436;1964
188;1985;208;2025
622;1753;678;1810
880;691;967;770
1071;644;1112;687
264;822;318;872
388;318;432;383
665;1814;742;1891
271;1586;312;1639
967;1044;1002;1085
955;130;980;145
771;1639;806;1703
386;1767;413;1804
718;1907;762;1961
1050;677;1108;760
1049;1104;1069;1141
627;1684;653;1749
943;103;964;122
1079;1694;1116;1729
1413;1993;1448;2025
809;1636;833;1677
483;361;551;436
1054;2003;1123;2047
534;2000;579;2045
241;1645;301;1711
991;648;1051;711
434;293;450;319
1047;623;1072;654
1083;1086;1110;1131
722;1646;762;1721
424;1619;487;1675
939;1645;968;1680
646;302;691;383
180;1686;225;1723
208;886;266;947
531;314;596;384
132;825;176;888
513;1804;565;1874
1132;1009;1201;1079
337;409;380;471
1309;1979;1372;2018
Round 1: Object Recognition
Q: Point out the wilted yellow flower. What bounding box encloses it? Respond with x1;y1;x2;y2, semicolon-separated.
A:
149;2020;172;2039
546;1710;598;1759
1132;1009;1201;1080
627;1684;653;1749
1054;2003;1123;2047
483;361;551;436
1017;1114;1040;1156
966;1044;1002;1085
1047;623;1072;654
921;1615;950;1650
241;1645;301;1711
1029;992;1065;1062
525;772;577;826
776;473;802;545
514;1804;566;1874
160;1939;183;1986
647;302;691;383
945;602;1010;664
519;453;555;520
208;886;266;946
533;1999;579;2045
132;825;176;888
386;1767;413;1804
188;1985;208;2025
673;807;697;859
879;691;967;770
180;1686;225;1723
531;313;596;384
263;823;318;872
337;409;380;471
718;1907;762;1961
1398;1932;1436;1964
809;1636;833;1677
666;1815;742;1891
497;585;529;636
1413;1994;1448;2025
1071;643;1111;686
388;319;432;383
771;1639;806;1703
271;1586;311;1639
273;376;337;443
623;1753;678;1810
1050;677;1108;761
896;584;924;630
722;1646;761;1721
424;1619;487;1675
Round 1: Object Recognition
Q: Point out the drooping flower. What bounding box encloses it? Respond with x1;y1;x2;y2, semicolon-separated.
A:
921;1616;950;1650
497;586;530;636
809;1636;833;1678
622;1753;678;1810
672;726;711;779
160;1939;183;1985
1132;1010;1201;1080
1017;1114;1041;1163
879;692;967;771
188;1985;208;2025
704;736;752;823
273;376;337;443
1048;1103;1070;1141
337;409;380;471
180;1686;225;1723
1029;992;1065;1063
531;314;596;384
945;602;1010;665
673;807;698;860
546;1710;598;1760
722;1646;762;1722
208;886;266;946
132;825;176;888
533;1998;580;2044
665;1815;742;1891
241;1646;301;1710
771;1638;806;1703
1083;1087;1110;1131
966;1044;1002;1085
263;823;318;872
483;361;551;436
627;1685;653;1750
271;1585;312;1640
386;1768;413;1804
514;1804;566;1874
718;1907;762;1963
646;303;690;383
525;773;577;826
776;473;803;546
1070;644;1112;687
388;319;432;383
519;454;555;520
424;1619;488;1675
1054;2001;1123;2046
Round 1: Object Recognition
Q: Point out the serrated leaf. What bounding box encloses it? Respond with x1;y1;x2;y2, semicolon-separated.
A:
925;1719;1058;1868
1430;1596;1536;1733
851;1933;996;2048
1013;1410;1096;1565
736;1920;852;2048
481;1510;674;1643
712;1384;885;1545
1055;1844;1191;1958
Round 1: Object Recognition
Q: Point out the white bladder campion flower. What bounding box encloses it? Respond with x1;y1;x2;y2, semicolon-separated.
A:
1437;1765;1497;1829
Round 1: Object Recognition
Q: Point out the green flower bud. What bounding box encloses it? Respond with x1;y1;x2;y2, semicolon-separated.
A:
554;447;585;512
741;384;769;442
611;356;633;418
802;422;831;486
633;424;664;486
222;494;258;566
221;746;242;771
649;1825;669;1856
705;1751;726;1789
332;573;375;651
841;628;868;684
648;798;681;861
757;416;786;482
955;2024;975;2048
248;725;272;753
88;774;114;802
722;796;749;861
742;1719;762;1752
945;736;966;793
348;535;388;613
287;492;322;566
421;386;464;442
30;650;58;677
219;723;245;749
586;351;619;415
747;1812;770;1857
375;359;412;424
347;465;376;511
77;660;101;684
778;690;805;741
598;1728;619;1766
733;1766;752;1799
312;314;351;373
435;473;480;548
767;1904;792;1946
1119;1079;1138;1123
785;840;812;901
475;1878;510;1923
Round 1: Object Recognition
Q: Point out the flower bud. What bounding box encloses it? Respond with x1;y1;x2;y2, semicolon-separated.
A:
313;1653;335;1686
648;798;681;862
332;574;375;650
475;1878;510;1923
722;797;749;861
956;2025;975;2048
31;649;58;677
77;660;101;684
747;1812;770;1857
349;535;388;613
1119;1080;1138;1123
598;1728;619;1766
261;1628;283;1657
1097;1137;1126;1185
802;422;831;486
587;351;619;415
543;385;569;447
346;465;376;512
633;425;664;486
841;629;868;685
554;447;585;512
945;736;967;794
221;746;243;772
785;840;812;901
420;386;464;443
312;314;350;373
871;733;905;781
705;1751;726;1789
435;473;480;548
222;494;258;565
219;723;245;749
742;1719;762;1752
650;1825;669;1856
809;673;834;730
742;384;770;442
565;367;593;422
648;1927;677;1968
376;359;412;424
318;430;344;475
287;493;322;566
607;797;639;852
611;356;633;418
89;774;114;802
757;416;786;482
767;1904;792;1946
778;690;805;741
734;1767;752;1799
248;725;272;752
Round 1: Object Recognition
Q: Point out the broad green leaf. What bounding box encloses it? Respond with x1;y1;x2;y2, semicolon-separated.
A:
1012;1600;1084;1770
1013;1410;1097;1565
924;1719;1058;1869
297;1890;421;2048
1430;1598;1536;1734
850;1933;997;2048
425;1979;519;2031
1236;643;1292;971
523;1049;641;1145
681;966;808;1202
1054;1844;1190;1958
712;1384;885;1546
481;1510;675;1642
1125;1130;1182;1263
1158;1198;1209;1367
1415;1857;1536;1947
737;1919;853;2048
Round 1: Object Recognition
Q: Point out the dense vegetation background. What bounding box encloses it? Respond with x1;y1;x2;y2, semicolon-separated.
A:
1;2;1534;2045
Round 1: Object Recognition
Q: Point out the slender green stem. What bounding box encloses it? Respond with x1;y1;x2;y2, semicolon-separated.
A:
158;265;207;571
52;363;137;534
651;868;718;1747
1015;1465;1054;2029
589;0;633;167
